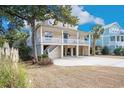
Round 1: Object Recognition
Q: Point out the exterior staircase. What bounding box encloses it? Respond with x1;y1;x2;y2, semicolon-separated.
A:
44;45;57;54
44;45;60;59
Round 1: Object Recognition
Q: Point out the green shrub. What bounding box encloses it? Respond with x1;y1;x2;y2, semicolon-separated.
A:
38;54;48;61
18;44;32;61
0;36;6;47
95;46;102;55
38;54;53;65
101;46;109;55
119;48;124;56
0;57;28;88
114;47;121;55
41;54;48;58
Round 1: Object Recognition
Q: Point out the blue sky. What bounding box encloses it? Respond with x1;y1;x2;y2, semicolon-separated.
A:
77;5;124;32
2;5;124;32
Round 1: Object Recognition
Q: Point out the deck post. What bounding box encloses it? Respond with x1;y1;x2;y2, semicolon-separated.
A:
40;26;43;55
71;47;73;56
76;31;79;57
61;30;63;44
77;31;79;44
41;44;43;55
40;26;43;43
61;45;63;58
88;34;91;55
115;35;117;48
101;35;104;48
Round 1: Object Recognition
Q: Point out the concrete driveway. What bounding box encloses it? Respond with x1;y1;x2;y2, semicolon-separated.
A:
53;56;124;67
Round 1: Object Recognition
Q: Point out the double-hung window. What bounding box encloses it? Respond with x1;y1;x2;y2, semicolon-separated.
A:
121;36;124;42
117;36;120;41
110;36;115;41
44;31;53;42
44;31;52;38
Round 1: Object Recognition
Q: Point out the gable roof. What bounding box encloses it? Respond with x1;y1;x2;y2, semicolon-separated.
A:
103;22;124;35
103;22;121;29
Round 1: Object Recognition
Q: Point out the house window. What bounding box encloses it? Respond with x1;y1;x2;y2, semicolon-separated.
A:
116;45;118;48
44;31;52;38
110;36;115;41
121;36;124;42
117;36;120;41
84;35;89;41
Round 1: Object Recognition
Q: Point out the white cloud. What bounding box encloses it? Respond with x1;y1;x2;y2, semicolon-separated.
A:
71;5;105;25
94;17;105;25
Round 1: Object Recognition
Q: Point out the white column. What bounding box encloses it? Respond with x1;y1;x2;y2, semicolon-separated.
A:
77;31;79;44
71;47;73;56
41;44;43;55
83;47;85;56
101;35;104;47
61;45;63;58
115;35;117;48
65;46;67;56
76;31;79;57
40;27;43;55
61;30;64;58
61;30;63;44
88;34;91;56
40;27;43;43
76;45;79;57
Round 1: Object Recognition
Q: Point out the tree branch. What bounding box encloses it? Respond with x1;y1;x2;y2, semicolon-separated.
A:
0;7;28;21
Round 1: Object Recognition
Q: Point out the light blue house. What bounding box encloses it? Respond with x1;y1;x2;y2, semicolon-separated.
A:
97;22;124;54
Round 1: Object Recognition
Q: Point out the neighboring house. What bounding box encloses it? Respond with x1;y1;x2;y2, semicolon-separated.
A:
97;22;124;53
27;19;90;59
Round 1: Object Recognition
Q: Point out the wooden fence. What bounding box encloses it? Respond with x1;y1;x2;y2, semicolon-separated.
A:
0;42;19;62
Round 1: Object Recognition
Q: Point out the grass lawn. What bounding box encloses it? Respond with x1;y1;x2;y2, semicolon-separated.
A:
25;63;124;88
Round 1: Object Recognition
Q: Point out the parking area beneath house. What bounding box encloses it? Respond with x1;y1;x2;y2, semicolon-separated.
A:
53;56;124;67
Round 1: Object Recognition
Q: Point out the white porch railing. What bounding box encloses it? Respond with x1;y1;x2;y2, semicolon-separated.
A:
42;37;89;45
109;41;124;46
63;39;77;44
43;37;61;44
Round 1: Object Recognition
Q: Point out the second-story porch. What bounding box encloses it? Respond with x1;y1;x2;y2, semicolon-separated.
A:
41;37;89;45
36;25;90;46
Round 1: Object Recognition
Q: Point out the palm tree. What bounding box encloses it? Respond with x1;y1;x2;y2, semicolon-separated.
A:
91;24;104;55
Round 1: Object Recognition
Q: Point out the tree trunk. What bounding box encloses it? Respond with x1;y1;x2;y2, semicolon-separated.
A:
31;20;38;63
92;38;96;55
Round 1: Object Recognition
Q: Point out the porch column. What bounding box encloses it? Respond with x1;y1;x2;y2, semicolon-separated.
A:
76;31;79;57
71;47;73;56
64;46;67;56
40;27;43;55
61;45;63;58
115;35;117;48
41;44;43;55
101;35;104;47
77;31;79;44
76;45;79;57
40;27;43;43
88;34;91;55
61;30;64;44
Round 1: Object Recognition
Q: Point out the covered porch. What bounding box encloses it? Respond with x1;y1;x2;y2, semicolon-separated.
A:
62;45;89;58
37;44;90;59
